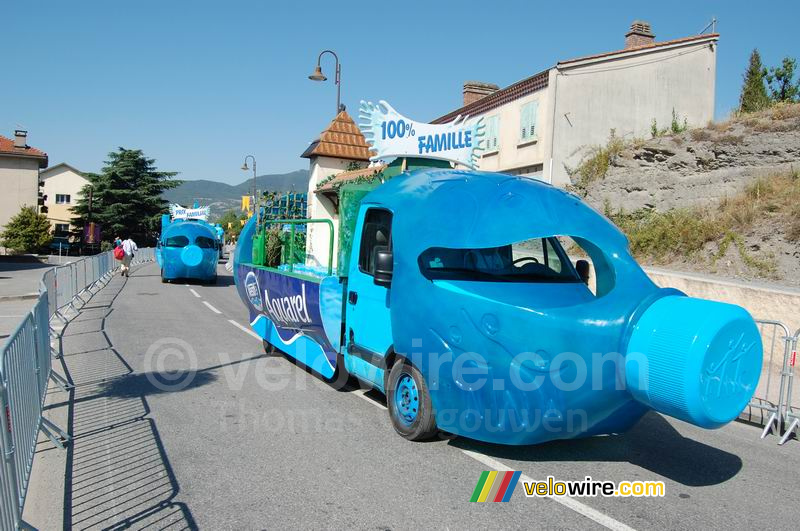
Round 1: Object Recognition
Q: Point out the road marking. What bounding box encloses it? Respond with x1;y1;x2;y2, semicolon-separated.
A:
203;301;222;314
228;319;262;340
352;388;388;410
189;288;201;298
459;448;635;531
348;384;634;530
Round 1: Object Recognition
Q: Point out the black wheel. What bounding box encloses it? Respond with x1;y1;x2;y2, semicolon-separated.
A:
160;270;167;283
386;359;437;441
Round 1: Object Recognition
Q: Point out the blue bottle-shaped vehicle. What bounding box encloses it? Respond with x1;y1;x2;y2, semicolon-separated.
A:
157;213;219;284
234;168;762;444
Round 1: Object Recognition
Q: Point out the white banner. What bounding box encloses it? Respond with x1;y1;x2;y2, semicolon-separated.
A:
358;100;485;169
170;204;210;221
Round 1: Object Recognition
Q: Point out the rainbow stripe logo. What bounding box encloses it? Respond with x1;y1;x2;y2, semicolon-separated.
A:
470;471;521;502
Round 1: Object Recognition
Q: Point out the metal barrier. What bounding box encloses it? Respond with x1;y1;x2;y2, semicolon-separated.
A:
0;248;154;529
779;331;799;445
742;320;794;439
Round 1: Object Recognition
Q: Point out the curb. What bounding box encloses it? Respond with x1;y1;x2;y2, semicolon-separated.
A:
0;293;40;302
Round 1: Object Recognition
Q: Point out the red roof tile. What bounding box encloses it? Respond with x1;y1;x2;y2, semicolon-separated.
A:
0;135;48;167
558;33;719;66
315;164;388;193
301;111;375;161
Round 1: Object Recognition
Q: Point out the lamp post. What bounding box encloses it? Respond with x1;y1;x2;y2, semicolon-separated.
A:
241;155;257;222
308;50;342;116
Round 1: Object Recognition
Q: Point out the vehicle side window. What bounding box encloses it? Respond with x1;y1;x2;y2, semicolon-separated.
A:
165;235;189;248
358;208;392;276
195;236;216;249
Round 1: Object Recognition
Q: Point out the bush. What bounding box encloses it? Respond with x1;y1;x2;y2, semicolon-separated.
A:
1;206;52;253
569;131;625;194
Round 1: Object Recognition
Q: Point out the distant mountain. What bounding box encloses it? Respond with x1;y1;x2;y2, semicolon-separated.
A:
163;169;309;219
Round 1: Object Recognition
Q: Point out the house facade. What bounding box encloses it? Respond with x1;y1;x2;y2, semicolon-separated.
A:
39;163;90;236
0;131;48;234
433;21;718;186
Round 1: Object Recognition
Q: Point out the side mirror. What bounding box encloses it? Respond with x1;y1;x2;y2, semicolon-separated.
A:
576;259;591;285
373;248;393;287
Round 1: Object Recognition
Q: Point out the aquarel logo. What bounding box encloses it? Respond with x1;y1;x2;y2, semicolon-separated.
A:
244;271;263;311
264;283;311;327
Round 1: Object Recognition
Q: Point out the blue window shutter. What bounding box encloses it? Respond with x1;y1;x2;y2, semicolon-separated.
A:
529;101;539;138
520;103;530;140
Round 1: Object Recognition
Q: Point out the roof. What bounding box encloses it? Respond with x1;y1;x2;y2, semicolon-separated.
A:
316;164;388;193
432;33;718;124
432;70;549;124
0;134;48;167
558;33;719;66
40;162;85;178
300;111;374;161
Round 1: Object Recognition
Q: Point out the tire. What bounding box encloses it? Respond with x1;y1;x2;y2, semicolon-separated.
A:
386;359;437;441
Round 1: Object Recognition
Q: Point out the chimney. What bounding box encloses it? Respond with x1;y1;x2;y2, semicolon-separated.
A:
13;130;27;149
463;81;500;107
625;20;655;49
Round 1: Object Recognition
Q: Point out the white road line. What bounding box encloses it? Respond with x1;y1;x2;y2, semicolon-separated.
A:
203;301;222;314
189;288;201;298
349;386;634;530
459;448;636;531
352;388;388;410
227;319;262;340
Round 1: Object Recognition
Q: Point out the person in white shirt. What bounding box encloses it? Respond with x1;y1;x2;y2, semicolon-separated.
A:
120;237;138;277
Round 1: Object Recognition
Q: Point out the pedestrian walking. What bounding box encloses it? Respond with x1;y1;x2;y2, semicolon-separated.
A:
120;236;138;277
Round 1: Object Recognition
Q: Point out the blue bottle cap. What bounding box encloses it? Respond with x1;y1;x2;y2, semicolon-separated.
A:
625;295;762;428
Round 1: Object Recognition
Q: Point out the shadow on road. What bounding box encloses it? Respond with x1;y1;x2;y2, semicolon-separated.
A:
55;264;200;529
449;411;742;487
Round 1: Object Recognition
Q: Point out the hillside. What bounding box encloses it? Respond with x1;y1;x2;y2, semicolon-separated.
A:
163;169;309;218
574;103;800;287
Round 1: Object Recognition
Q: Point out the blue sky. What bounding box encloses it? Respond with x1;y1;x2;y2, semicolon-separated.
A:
4;1;798;184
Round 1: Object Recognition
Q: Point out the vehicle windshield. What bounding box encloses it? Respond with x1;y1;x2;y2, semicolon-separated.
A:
165;235;189;248
418;237;581;283
195;236;216;249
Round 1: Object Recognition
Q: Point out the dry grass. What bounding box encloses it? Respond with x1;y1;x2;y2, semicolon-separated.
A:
714;134;745;145
609;169;800;275
690;129;713;141
568;132;625;194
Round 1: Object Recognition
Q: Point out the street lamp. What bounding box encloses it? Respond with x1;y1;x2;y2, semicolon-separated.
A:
308;49;342;116
241;155;257;222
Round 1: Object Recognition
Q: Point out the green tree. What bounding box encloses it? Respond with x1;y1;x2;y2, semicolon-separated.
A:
766;56;799;103
1;206;53;253
739;49;771;113
215;209;248;240
71;148;181;245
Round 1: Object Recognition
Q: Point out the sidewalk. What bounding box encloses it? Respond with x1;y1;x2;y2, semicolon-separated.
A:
0;261;53;343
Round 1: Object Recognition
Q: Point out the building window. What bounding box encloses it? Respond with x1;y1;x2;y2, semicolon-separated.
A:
520;101;539;142
55;194;71;204
483;115;500;153
54;223;70;236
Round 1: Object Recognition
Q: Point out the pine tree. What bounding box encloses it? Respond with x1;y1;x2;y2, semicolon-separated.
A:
766;57;800;103
71;148;181;245
739;49;771;113
1;206;53;253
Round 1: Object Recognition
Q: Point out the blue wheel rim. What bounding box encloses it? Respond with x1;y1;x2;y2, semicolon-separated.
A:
394;373;419;426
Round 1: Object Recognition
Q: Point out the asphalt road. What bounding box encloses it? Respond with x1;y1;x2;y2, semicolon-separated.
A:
28;260;800;530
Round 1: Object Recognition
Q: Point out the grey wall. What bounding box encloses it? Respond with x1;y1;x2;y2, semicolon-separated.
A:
550;38;717;187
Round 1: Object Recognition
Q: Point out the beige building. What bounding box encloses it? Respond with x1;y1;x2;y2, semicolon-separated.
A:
0;131;48;233
433;21;718;186
39;163;90;236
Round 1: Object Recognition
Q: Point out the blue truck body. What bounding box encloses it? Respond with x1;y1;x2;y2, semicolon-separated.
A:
234;169;763;445
157;218;219;283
